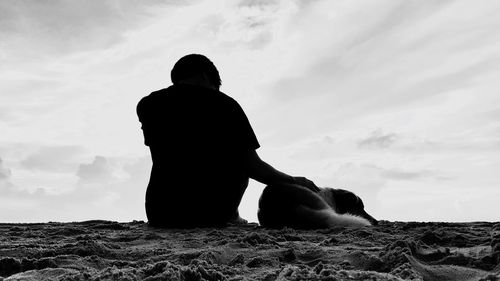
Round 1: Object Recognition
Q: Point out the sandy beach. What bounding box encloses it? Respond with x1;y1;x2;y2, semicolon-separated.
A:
0;220;499;281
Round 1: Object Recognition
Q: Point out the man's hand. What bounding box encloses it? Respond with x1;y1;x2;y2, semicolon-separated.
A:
292;176;321;193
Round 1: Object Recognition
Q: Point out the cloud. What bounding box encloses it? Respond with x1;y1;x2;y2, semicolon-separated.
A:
358;163;452;182
0;0;192;60
0;78;67;122
379;167;437;181
20;145;84;173
71;155;150;221
0;157;11;181
358;129;398;149
252;2;479;143
76;156;113;184
0;78;61;99
383;57;500;111
188;0;290;50
0;157;26;197
320;162;448;192
237;0;279;8
0;155;150;222
0;157;15;194
123;156;151;180
263;0;500;121
371;132;500;154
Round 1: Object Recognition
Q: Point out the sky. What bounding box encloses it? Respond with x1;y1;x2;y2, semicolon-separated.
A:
1;0;499;223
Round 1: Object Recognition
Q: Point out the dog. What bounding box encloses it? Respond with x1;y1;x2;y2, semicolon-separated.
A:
257;184;378;229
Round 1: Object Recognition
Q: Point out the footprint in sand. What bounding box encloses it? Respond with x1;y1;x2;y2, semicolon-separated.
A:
491;223;500;264
405;225;500;281
405;254;499;281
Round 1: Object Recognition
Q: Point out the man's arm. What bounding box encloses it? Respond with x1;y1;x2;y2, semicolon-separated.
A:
245;150;320;192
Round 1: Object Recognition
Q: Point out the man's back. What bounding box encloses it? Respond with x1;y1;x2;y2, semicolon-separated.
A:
137;84;259;227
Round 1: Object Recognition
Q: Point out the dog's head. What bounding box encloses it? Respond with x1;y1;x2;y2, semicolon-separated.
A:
323;188;378;225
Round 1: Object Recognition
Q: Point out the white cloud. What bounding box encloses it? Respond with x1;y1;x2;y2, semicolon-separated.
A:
76;156;113;184
0;155;150;222
0;0;194;61
253;0;500;145
358;130;398;149
20;145;84;173
379;168;436;181
0;157;14;194
0;157;11;181
122;156;151;181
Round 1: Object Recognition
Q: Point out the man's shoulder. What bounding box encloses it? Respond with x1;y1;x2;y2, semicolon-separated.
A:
137;85;238;113
137;87;173;109
142;87;172;101
218;90;235;101
215;90;238;105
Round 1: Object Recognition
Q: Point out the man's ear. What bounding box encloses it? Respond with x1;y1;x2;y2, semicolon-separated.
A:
202;72;219;90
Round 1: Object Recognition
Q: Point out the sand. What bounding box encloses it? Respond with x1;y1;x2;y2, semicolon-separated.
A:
0;220;499;281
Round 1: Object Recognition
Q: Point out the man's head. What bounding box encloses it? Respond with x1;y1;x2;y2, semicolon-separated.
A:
171;54;221;90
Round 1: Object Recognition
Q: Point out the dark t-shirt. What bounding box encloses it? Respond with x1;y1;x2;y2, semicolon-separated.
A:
137;84;260;226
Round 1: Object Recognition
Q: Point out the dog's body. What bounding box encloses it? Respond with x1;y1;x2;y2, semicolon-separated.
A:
258;184;378;229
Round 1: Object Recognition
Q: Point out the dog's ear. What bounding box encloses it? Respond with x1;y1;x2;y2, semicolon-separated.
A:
331;189;364;213
319;188;336;209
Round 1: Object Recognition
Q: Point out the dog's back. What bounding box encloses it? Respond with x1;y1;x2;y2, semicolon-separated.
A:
258;185;377;229
257;184;301;228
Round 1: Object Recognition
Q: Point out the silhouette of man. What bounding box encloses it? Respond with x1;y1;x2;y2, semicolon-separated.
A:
137;54;319;228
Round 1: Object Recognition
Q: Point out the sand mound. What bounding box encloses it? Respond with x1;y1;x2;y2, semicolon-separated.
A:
0;220;498;280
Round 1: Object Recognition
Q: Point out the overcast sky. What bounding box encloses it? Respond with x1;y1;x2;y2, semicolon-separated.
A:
1;0;499;223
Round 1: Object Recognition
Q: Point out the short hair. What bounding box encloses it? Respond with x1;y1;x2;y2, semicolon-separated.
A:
171;54;221;87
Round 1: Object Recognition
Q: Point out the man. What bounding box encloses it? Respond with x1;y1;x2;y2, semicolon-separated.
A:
137;54;318;228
